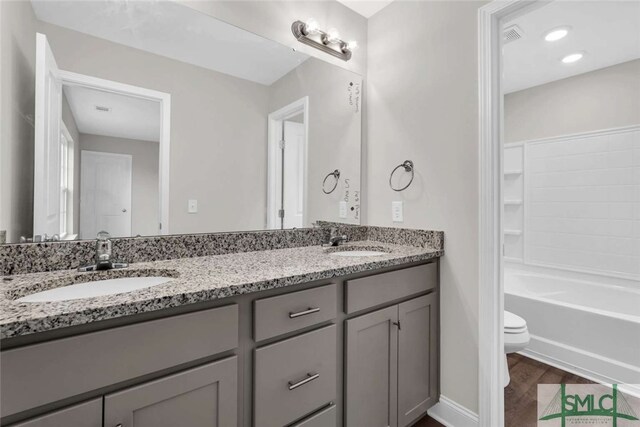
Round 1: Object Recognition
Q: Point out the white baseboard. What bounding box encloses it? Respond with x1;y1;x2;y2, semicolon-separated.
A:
521;335;640;398
427;395;479;427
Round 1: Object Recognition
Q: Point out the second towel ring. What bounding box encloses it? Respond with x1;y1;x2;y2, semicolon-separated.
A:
389;160;414;192
322;169;340;194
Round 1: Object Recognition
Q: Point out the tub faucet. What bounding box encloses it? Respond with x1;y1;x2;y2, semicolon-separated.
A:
78;231;128;272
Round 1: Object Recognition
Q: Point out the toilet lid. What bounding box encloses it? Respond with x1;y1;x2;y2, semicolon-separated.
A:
504;311;527;333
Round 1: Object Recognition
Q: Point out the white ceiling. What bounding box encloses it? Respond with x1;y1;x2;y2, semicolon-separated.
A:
336;0;395;18
63;85;160;142
31;0;310;86
502;1;640;94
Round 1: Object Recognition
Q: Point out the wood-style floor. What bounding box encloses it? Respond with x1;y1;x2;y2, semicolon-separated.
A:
413;353;594;427
505;353;595;426
414;414;444;426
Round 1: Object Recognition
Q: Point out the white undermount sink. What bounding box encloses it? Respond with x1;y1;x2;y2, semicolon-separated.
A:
16;277;174;302
329;250;388;257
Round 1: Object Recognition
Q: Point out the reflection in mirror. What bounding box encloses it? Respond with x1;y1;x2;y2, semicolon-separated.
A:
0;0;362;244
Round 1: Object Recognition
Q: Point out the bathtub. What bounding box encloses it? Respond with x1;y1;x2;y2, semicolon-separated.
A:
504;265;640;396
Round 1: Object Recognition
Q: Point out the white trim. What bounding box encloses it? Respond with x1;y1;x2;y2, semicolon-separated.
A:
478;1;545;426
266;97;309;229
427;396;479;427
511;123;640;146
520;343;640;398
59;121;74;239
58;70;171;235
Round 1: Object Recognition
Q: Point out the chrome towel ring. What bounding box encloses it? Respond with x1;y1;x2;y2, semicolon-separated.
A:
389;160;414;192
322;169;340;194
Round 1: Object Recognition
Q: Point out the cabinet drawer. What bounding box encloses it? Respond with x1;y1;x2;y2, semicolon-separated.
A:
345;263;437;313
254;284;337;341
1;305;238;418
9;399;101;427
104;356;238;427
290;403;337;427
254;325;337;427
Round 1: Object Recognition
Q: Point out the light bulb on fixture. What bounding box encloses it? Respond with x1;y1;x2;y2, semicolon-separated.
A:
291;19;352;61
303;18;319;35
561;52;584;64
326;28;340;44
544;26;570;42
346;40;358;50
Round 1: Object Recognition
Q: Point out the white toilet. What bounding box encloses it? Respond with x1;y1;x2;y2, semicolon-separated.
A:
503;310;530;387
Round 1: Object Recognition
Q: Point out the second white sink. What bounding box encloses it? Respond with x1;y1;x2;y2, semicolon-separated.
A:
17;277;174;302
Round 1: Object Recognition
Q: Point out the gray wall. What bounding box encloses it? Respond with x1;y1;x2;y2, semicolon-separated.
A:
79;134;160;238
269;58;362;226
39;21;271;235
367;1;484;414
0;0;37;242
505;59;640;143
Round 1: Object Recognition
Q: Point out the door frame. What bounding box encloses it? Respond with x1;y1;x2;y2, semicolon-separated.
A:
59;70;171;235
266;96;309;229
477;1;545;425
80;150;133;238
59;120;76;240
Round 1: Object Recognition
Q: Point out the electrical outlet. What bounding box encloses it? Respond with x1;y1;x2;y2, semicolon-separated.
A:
339;201;348;218
392;201;403;222
188;199;198;214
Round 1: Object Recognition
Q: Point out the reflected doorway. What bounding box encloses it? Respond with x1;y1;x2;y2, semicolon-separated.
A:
267;97;309;230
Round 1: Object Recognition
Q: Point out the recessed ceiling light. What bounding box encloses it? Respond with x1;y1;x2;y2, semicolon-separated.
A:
544;26;570;42
561;52;584;64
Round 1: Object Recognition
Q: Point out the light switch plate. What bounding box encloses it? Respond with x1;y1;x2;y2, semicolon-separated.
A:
392;201;403;222
339;201;348;218
188;199;198;214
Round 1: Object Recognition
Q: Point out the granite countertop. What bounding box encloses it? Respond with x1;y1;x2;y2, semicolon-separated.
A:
0;241;442;339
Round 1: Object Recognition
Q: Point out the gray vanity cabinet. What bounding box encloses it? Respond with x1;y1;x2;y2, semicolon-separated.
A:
9;399;101;427
104;356;238;427
345;305;399;427
345;293;438;427
1;260;440;427
397;294;438;427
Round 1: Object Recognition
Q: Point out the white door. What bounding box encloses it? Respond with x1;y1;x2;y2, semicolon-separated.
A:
282;121;305;229
80;151;132;239
33;33;63;238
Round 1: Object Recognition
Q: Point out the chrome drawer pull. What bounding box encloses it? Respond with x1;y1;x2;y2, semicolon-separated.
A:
288;372;320;390
289;307;320;319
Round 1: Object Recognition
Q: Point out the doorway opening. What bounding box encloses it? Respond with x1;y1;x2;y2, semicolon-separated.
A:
33;32;171;240
267;97;309;229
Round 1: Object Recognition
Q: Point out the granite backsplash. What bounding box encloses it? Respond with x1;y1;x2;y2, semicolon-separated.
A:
1;225;443;276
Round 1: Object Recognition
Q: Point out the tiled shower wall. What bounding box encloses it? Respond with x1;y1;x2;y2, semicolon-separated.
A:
523;126;640;280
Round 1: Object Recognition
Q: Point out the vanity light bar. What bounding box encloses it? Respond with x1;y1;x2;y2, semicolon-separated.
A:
291;20;354;62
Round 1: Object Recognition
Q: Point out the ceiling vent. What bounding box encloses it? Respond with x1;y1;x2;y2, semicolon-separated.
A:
503;25;524;44
95;105;111;112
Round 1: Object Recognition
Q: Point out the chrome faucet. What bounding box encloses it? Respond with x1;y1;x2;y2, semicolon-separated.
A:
78;231;128;272
325;227;348;247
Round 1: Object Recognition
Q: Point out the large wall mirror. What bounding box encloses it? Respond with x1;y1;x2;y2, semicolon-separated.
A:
0;0;362;244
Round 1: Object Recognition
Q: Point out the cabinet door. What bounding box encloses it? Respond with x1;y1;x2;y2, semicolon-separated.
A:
11;399;101;427
398;294;438;427
104;356;237;427
345;305;398;427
